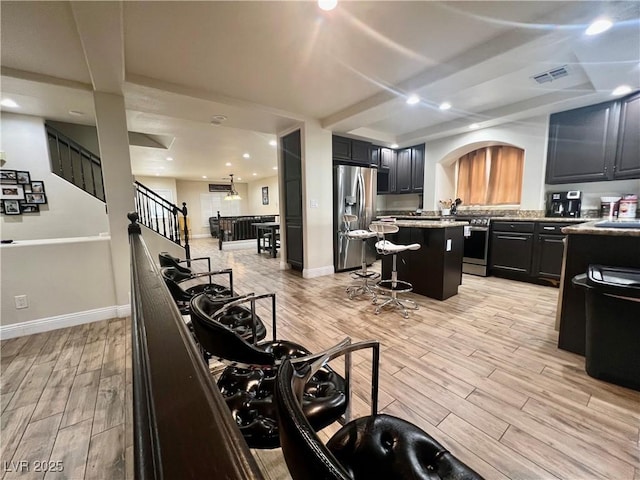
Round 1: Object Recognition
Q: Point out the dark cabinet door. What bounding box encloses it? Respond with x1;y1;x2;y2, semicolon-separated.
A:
614;91;640;179
411;144;424;193
396;148;412;193
380;148;394;169
546;102;618;184
282;130;303;270
534;234;565;279
332;136;351;161
490;232;533;274
351;139;372;166
371;146;380;168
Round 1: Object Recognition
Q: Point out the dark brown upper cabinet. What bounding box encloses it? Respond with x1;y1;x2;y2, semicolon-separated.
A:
332;135;374;167
546;91;639;184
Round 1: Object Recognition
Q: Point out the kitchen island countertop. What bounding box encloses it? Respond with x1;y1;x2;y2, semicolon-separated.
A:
372;219;468;229
562;220;640;237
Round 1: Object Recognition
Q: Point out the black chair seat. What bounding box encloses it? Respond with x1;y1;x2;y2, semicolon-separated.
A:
275;344;484;480
327;414;480;480
218;339;347;449
193;292;266;341
161;266;233;315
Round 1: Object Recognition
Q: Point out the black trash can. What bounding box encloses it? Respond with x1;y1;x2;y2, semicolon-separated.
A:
572;265;640;391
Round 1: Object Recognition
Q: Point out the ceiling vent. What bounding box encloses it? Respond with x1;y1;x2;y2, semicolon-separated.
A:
532;65;569;84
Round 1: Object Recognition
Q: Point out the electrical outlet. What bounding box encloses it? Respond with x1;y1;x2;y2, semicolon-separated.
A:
14;295;28;309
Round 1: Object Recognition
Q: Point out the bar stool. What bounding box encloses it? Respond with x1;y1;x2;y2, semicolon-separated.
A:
342;214;380;300
369;223;420;318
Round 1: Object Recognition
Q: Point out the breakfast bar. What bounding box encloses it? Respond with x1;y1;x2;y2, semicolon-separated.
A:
374;219;468;301
556;220;640;355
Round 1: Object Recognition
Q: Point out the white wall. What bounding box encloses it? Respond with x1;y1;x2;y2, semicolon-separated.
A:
0;113;110;240
247;175;280;216
299;120;334;277
424;116;549;211
1;237;116;331
135;175;178;205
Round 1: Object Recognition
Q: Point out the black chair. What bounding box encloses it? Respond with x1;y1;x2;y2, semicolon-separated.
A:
190;292;348;449
158;252;212;282
275;341;485;480
161;266;233;315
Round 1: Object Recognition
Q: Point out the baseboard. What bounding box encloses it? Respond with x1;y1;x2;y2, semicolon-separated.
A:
191;233;213;239
302;264;335;278
0;304;130;340
221;240;254;251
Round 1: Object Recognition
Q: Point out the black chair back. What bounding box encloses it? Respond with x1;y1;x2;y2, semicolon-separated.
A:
190;293;275;366
276;360;351;480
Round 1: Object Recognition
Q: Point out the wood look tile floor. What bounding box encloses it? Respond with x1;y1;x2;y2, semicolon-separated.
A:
2;237;639;479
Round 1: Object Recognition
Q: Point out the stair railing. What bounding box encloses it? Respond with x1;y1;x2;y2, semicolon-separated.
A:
45;124;106;202
134;181;190;260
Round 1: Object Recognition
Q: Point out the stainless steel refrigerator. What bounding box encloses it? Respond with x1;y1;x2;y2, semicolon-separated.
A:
333;164;377;272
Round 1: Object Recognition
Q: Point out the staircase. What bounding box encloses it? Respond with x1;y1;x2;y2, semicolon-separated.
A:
46;123;190;259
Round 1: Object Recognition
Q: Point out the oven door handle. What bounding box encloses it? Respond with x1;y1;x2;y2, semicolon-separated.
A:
469;226;489;231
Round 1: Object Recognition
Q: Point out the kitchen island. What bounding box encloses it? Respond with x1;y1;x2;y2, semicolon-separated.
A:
557;220;640;355
373;219;468;301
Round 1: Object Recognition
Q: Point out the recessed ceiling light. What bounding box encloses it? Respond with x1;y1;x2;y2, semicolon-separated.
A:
612;85;632;96
469;123;480;129
225;162;232;166
155;173;160;176
272;166;278;170
210;115;227;126
269;140;277;147
439;102;452;111
243;153;250;159
390;143;399;149
585;18;613;36
1;99;19;108
318;0;337;11
237;177;242;181
252;173;257;176
202;175;207;179
406;95;420;105
69;110;85;116
166;157;173;161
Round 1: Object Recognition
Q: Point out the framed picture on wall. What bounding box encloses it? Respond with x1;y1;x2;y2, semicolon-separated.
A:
16;171;31;184
262;186;269;205
21;203;40;213
0;169;17;184
25;192;47;204
1;185;25;200
30;181;45;193
2;199;21;215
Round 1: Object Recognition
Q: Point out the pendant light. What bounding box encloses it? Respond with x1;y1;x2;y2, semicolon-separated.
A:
224;174;242;201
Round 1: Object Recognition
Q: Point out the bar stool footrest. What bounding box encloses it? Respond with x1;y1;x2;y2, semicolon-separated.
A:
376;279;413;294
350;271;380;280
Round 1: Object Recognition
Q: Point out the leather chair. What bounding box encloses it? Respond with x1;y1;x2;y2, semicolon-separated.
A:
158;251;213;282
275;340;484;480
342;214;380;300
369;223;421;318
190;292;348;449
161;266;233;315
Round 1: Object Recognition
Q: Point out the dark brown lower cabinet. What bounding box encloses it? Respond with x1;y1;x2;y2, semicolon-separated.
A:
489;221;580;285
489;232;534;274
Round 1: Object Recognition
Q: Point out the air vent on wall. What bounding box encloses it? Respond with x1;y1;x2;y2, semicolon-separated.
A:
532;65;569;84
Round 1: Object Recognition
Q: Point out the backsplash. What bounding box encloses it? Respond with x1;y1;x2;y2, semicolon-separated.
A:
378;208;604;218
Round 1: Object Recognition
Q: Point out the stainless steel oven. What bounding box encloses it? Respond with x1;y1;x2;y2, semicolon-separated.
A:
460;217;490;276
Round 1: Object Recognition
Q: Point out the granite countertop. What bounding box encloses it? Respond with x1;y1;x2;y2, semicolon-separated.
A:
388;215;587;223
562;220;640;237
492;216;587;223
372;219;468;229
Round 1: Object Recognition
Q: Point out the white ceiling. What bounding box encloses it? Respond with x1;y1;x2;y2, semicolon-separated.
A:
1;1;639;183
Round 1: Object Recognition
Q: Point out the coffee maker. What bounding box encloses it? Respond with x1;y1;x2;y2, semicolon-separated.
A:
546;191;582;218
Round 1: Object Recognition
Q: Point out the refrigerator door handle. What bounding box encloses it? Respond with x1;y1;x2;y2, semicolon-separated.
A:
357;172;365;229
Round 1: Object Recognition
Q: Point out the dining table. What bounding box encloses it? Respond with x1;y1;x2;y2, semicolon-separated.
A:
252;222;280;258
